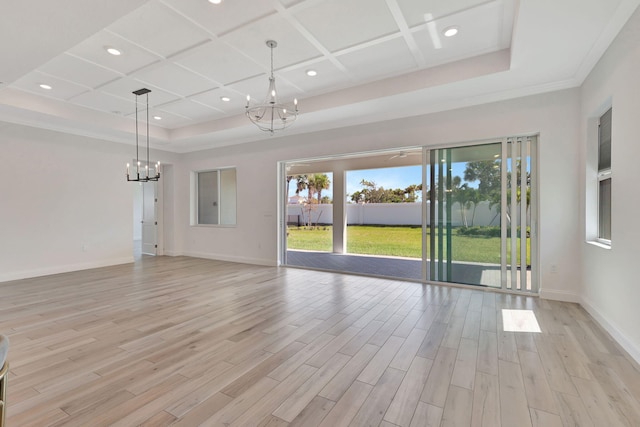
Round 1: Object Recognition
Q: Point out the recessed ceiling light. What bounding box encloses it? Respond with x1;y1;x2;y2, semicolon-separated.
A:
208;0;222;4
153;116;162;121
306;69;318;77
220;96;230;102
443;26;459;37
39;84;52;90
105;46;122;56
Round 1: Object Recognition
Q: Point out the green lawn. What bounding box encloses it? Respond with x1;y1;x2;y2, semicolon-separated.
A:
287;225;530;265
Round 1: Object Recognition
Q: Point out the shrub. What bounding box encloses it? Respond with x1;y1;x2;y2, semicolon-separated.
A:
457;226;530;238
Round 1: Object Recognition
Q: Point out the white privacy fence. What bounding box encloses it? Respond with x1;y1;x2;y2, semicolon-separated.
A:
286;201;521;227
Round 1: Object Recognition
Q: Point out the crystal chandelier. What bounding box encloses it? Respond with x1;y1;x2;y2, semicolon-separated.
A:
246;40;298;134
126;88;160;182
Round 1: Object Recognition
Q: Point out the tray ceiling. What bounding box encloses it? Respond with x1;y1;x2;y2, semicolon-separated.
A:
0;0;638;152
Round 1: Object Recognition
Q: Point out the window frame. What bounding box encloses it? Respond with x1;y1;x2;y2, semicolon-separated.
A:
596;107;612;246
597;170;611;245
192;167;237;227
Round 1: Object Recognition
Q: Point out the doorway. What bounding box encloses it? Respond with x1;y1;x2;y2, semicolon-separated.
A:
133;179;160;258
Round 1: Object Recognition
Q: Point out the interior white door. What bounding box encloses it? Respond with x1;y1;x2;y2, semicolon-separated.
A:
141;181;157;255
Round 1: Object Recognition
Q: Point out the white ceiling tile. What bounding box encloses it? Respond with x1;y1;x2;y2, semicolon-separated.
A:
98;77;181;106
132;63;216;97
69;91;136;115
279;60;351;96
10;71;89;101
1;0;629;148
338;37;417;82
130;109;192;129
67;30;162;75
188;88;246;112
413;1;506;67
396;0;489;28
222;14;323;68
108;1;210;58
161;0;277;36
157;98;223;121
293;0;399;52
39;54;121;89
174;41;264;85
280;0;305;6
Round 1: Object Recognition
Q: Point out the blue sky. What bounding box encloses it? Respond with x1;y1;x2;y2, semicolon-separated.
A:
346;166;422;197
289;164;469;201
287;155;530;202
288;166;421;200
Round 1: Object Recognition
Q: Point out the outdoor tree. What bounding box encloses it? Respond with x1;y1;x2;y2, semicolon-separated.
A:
463;160;501;197
290;173;332;228
449;176;470;227
463;159;531;225
463;160;501;224
404;184;422;202
309;174;331;204
350;180;420;203
294;175;309;196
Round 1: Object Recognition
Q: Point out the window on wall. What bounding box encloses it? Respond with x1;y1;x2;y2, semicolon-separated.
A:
193;168;237;225
598;108;612;242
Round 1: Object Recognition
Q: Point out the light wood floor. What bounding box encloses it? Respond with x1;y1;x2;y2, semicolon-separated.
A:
2;256;640;426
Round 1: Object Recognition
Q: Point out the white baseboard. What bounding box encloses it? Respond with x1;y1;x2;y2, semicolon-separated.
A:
580;296;640;365
539;288;581;303
183;251;277;267
163;250;183;257
0;257;134;283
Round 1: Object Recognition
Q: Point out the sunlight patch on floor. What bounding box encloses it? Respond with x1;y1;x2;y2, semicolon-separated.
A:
502;309;542;333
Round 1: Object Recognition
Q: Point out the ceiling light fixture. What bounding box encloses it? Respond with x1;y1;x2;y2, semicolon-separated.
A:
208;0;222;4
153;116;162;120
306;69;317;77
39;84;52;90
220;96;230;102
105;46;122;56
443;26;459;37
126;88;160;182
246;40;298;134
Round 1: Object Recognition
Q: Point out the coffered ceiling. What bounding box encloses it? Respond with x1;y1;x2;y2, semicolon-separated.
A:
0;0;638;152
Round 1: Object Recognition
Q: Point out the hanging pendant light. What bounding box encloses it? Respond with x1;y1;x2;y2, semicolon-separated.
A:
246;40;298;134
126;88;160;182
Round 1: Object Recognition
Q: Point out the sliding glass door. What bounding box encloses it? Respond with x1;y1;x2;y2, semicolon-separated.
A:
279;136;538;293
424;137;537;292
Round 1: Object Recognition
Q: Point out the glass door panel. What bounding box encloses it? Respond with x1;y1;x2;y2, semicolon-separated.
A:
425;143;503;287
504;137;534;291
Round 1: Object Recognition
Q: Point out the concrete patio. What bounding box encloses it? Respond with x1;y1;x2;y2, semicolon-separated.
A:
286;250;531;290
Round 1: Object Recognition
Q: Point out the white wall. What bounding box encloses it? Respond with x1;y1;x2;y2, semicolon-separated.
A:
579;7;640;362
174;88;582;300
0;122;177;282
220;168;237;225
287;201;501;227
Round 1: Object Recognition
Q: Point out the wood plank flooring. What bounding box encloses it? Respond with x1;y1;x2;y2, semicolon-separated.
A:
1;256;639;426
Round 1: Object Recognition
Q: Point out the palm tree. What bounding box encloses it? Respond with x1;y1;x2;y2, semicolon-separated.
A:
449;176;470;227
294;175;308;197
404;184;421;202
311;174;331;204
